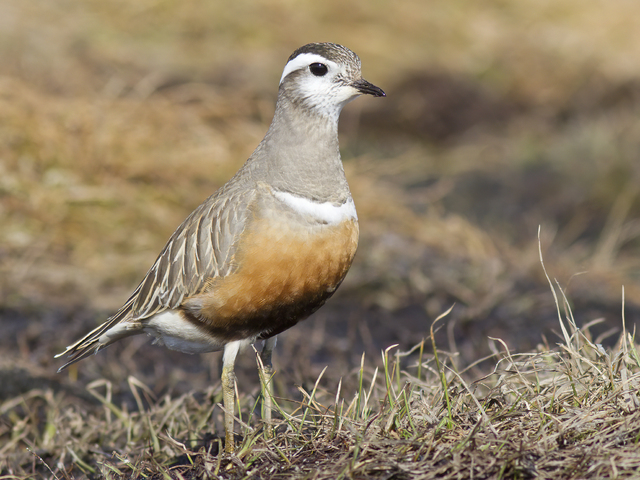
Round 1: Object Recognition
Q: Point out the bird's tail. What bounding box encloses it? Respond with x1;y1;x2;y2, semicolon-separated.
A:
55;301;139;372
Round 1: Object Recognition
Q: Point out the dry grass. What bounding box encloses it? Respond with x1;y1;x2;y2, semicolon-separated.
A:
2;0;640;478
2;270;639;479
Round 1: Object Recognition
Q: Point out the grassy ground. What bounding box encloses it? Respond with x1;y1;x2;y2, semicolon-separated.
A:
1;0;640;478
3;286;639;479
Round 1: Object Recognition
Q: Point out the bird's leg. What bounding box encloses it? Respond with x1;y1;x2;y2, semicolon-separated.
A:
259;336;277;437
221;341;241;454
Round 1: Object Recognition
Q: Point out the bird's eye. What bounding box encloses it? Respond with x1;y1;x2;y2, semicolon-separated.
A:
309;63;328;76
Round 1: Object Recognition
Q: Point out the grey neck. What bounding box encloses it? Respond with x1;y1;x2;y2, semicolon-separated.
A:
242;89;351;204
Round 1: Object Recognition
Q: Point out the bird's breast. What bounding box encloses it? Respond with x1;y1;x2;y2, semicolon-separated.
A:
180;200;359;343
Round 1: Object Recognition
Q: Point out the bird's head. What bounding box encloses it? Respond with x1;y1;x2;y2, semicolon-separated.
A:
278;42;385;121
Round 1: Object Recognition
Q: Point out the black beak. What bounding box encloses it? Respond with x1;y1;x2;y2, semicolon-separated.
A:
353;78;386;97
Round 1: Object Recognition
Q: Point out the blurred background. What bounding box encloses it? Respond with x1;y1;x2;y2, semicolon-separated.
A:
1;0;639;397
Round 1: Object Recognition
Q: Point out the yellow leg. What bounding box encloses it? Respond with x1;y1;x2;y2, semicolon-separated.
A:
221;341;241;454
259;336;277;437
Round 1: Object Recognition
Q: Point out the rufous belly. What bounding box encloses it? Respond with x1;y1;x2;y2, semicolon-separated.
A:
180;214;359;342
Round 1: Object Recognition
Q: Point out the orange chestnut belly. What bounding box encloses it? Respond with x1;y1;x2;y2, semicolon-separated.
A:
180;216;359;342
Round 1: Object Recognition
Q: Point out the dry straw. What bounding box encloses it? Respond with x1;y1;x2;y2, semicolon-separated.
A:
1;234;639;479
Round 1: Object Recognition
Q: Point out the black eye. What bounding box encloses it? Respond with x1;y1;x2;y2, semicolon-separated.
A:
309;63;328;76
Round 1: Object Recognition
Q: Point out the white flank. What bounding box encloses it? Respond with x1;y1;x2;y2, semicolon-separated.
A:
143;310;225;354
273;190;357;223
280;53;338;84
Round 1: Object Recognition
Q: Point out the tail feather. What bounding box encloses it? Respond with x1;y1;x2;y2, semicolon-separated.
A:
56;299;139;372
56;342;109;372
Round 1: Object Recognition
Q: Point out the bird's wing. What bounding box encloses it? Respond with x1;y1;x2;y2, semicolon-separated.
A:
56;183;255;369
130;186;253;319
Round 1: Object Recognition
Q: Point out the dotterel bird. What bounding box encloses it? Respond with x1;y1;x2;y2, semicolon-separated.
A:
56;42;385;453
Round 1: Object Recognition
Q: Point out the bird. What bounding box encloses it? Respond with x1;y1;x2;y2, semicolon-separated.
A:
56;42;385;454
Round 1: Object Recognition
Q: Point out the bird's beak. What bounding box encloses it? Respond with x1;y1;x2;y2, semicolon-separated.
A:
353;78;386;97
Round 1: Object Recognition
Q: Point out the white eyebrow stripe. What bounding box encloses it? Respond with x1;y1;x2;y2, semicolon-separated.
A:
280;53;337;84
